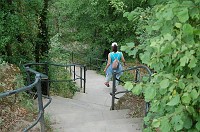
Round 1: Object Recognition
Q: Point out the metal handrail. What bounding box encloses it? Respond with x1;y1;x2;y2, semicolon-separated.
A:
0;62;86;131
68;51;107;70
111;65;152;116
0;71;52;132
25;62;86;93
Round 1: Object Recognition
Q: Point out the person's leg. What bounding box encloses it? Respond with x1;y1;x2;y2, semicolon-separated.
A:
115;65;123;86
105;73;112;87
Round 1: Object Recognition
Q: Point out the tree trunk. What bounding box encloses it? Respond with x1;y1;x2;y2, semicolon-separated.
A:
35;0;49;62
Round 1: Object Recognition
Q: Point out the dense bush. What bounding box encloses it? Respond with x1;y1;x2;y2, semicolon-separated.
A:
123;0;200;131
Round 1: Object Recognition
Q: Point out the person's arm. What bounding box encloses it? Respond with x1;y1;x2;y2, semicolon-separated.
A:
121;53;126;66
104;53;111;72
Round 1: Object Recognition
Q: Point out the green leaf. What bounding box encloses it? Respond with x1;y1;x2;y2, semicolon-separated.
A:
123;12;129;17
127;42;135;48
190;89;199;100
160;117;171;132
167;95;180;106
120;46;128;51
149;0;156;5
160;79;170;89
175;23;182;28
183;24;194;35
126;11;136;21
186;106;195;114
175;7;189;23
142;76;149;82
152;119;160;128
163;8;174;21
188;56;197;68
124;82;133;91
180;56;189;66
182;93;190;103
132;84;142;95
190;7;200;19
163;33;173;41
181;93;191;104
171;115;184;131
196;121;200;131
128;49;138;57
159;88;167;95
182;1;195;7
144;86;157;102
178;81;185;89
140;52;151;64
182;115;193;129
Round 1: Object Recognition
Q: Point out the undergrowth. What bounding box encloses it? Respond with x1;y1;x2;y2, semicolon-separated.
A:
0;61;51;131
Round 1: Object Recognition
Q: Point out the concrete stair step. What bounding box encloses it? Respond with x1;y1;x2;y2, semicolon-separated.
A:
49;109;134;125
44;96;110;113
72;91;126;108
51;118;142;132
73;92;111;107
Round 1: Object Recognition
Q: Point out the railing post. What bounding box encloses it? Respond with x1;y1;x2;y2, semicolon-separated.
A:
135;69;139;83
83;66;86;93
80;66;82;89
25;67;32;94
69;65;72;75
73;65;76;81
36;74;45;132
26;68;31;85
111;71;116;110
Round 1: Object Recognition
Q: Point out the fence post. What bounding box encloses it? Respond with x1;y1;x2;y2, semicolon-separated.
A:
135;69;139;83
73;65;76;81
69;65;72;75
26;67;31;85
36;74;45;132
80;66;82;89
83;66;86;93
25;67;32;95
111;71;116;110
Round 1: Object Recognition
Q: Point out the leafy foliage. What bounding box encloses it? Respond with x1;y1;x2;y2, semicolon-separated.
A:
49;0;146;53
0;0;50;65
0;1;43;64
48;33;77;98
123;0;200;131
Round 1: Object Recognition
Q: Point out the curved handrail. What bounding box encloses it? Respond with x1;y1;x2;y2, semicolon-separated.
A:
0;71;51;132
111;65;152;116
1;62;86;132
0;77;39;98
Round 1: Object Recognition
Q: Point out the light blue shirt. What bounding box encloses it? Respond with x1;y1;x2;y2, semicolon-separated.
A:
110;52;122;63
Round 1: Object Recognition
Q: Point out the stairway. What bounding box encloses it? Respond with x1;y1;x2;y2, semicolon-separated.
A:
45;69;143;132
